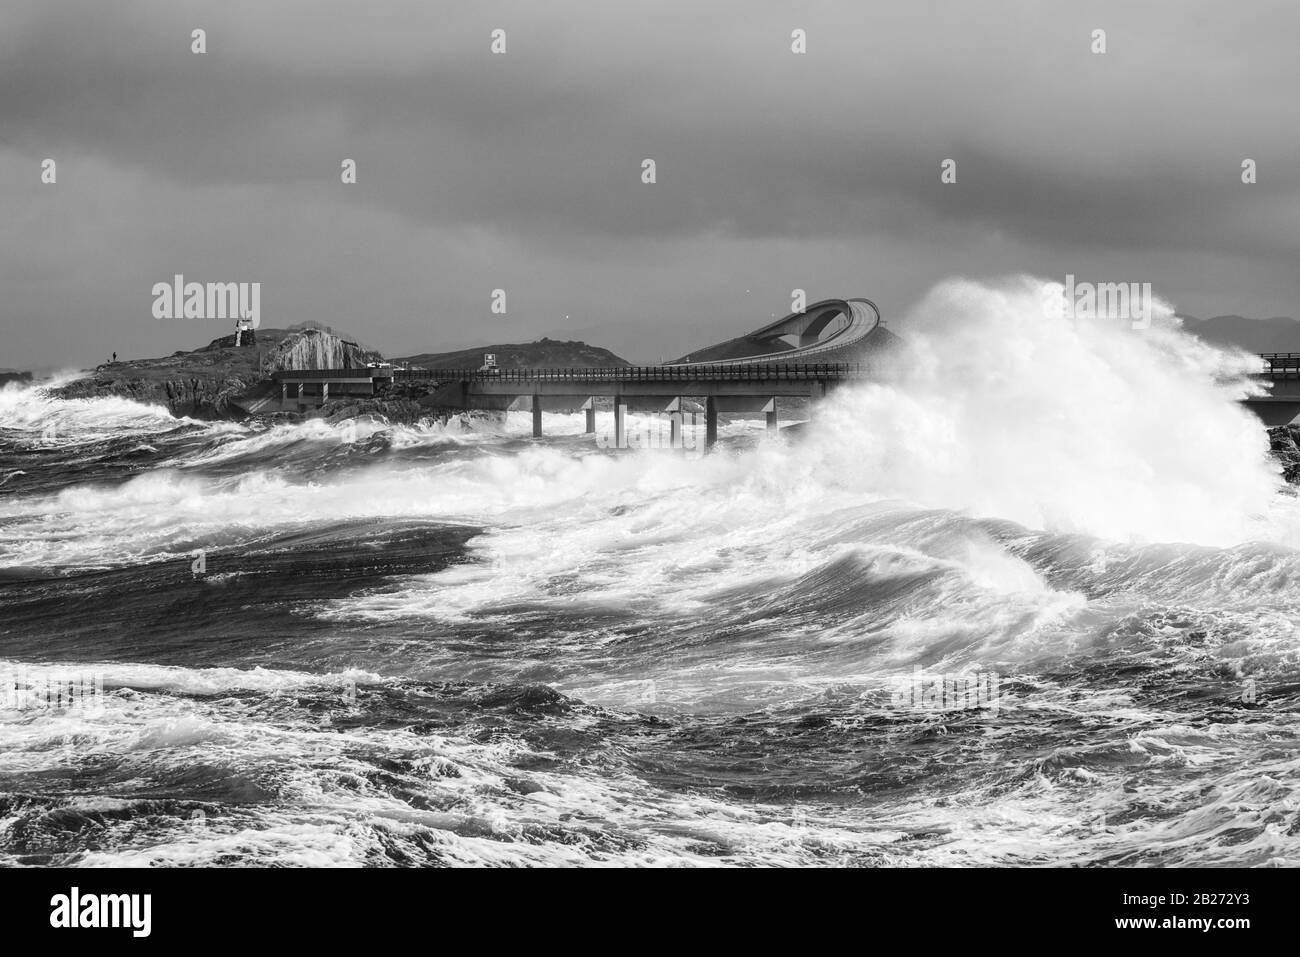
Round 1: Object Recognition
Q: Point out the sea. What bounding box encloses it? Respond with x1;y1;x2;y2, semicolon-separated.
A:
1;278;1297;867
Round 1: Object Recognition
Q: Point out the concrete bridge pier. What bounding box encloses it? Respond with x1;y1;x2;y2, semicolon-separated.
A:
583;397;596;434
614;395;627;448
322;382;330;404
696;396;780;447
531;394;543;438
297;382;304;410
281;382;288;409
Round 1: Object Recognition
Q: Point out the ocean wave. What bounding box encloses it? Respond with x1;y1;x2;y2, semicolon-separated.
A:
3;277;1300;867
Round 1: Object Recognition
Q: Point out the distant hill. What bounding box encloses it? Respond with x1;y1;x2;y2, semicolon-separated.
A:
1181;314;1300;354
668;335;797;364
396;338;630;369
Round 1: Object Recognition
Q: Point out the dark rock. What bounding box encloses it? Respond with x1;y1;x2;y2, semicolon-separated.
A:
320;398;425;424
1268;425;1300;484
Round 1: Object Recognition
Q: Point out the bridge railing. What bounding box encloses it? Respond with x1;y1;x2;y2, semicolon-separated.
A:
1259;353;1300;377
389;362;870;382
270;362;877;382
271;368;385;380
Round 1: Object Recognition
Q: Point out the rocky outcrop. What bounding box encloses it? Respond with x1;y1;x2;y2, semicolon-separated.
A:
320;397;426;424
263;328;376;371
47;327;380;421
53;370;264;420
1269;426;1300;484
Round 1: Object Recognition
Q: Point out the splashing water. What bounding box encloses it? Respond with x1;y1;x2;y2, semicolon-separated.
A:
807;276;1281;545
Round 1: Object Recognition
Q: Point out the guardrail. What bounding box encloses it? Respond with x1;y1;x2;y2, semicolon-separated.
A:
392;363;869;382
273;363;873;382
272;368;386;380
1259;353;1300;377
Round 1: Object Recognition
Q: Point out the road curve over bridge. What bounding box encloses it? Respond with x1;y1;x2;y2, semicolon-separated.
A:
666;298;883;367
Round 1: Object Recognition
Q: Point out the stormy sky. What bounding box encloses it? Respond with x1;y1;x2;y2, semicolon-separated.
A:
2;0;1299;369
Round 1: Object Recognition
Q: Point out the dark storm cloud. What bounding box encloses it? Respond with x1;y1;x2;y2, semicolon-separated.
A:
2;0;1299;368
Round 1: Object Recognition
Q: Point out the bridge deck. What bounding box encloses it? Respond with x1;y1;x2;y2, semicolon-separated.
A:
273;362;873;384
1259;353;1300;378
272;355;1300;387
270;355;1300;427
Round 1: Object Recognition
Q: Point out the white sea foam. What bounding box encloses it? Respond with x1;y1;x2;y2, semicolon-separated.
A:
804;277;1280;546
0;372;202;442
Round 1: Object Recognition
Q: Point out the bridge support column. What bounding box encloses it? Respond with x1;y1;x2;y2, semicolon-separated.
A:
670;407;682;448
322;382;329;404
766;399;778;432
586;407;596;433
297;382;304;410
531;394;542;438
281;382;288;409
614;395;626;449
705;396;718;450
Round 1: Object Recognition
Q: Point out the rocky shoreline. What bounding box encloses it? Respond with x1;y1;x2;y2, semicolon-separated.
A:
54;370;265;420
47;326;376;420
41;329;615;428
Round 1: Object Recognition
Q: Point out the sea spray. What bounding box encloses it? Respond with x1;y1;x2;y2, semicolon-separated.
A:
0;373;194;438
806;276;1280;545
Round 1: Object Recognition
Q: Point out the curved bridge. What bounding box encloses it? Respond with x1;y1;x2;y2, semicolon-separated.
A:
667;298;882;366
270;295;893;449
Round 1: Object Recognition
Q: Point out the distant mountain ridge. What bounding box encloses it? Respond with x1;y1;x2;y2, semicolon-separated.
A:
396;338;630;369
1181;314;1300;354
